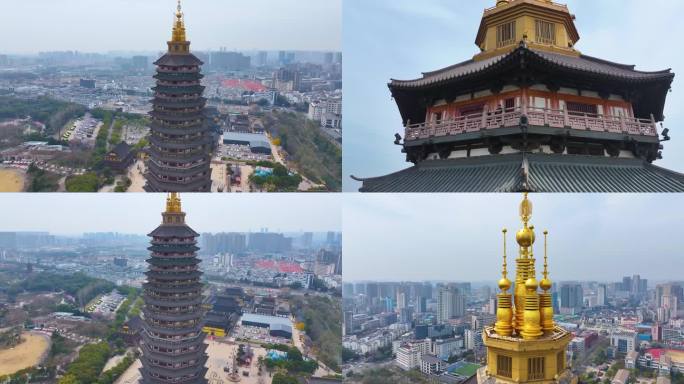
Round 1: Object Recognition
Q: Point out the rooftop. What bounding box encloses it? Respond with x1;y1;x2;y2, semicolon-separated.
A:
241;313;292;328
390;46;673;90
222;132;271;150
355;153;684;193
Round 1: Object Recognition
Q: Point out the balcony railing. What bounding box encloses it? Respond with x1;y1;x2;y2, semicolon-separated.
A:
404;106;658;142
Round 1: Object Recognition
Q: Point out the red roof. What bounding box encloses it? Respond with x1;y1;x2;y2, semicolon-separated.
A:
222;79;267;92
255;260;303;273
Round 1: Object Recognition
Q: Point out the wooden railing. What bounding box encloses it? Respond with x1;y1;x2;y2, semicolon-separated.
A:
404;106;658;142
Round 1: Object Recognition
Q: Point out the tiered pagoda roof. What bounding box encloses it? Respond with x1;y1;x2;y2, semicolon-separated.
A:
140;193;208;384
144;0;212;192
356;0;684;192
356;153;684;193
390;45;674;123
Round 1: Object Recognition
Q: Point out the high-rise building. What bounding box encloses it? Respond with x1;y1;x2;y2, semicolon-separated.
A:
358;0;683;192
656;283;684;307
200;232;246;255
396;292;407;311
366;283;379;299
210;50;250;71
247;232;292;253
437;285;465;323
559;283;583;314
480;193;574;383
256;51;268;66
141;193;208;383
145;1;213;192
597;284;607;306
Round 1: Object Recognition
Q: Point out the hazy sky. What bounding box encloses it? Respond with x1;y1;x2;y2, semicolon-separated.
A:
0;194;341;235
344;194;684;283
343;0;684;191
2;0;341;54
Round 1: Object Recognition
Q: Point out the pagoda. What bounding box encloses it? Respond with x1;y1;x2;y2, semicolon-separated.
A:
140;193;208;384
478;193;575;384
145;0;213;192
356;0;684;192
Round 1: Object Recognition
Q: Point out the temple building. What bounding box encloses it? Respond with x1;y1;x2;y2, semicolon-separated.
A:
478;193;575;384
145;0;213;192
356;0;684;192
140;193;208;384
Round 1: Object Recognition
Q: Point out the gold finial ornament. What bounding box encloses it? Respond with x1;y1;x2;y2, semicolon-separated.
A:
495;228;514;337
168;0;191;55
498;229;511;292
540;230;552;291
171;0;187;43
166;192;182;213
516;193;535;248
496;0;510;6
539;230;555;333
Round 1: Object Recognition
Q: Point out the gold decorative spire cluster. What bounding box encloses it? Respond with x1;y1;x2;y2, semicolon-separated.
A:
167;0;191;54
166;192;182;213
494;193;555;340
171;0;187;43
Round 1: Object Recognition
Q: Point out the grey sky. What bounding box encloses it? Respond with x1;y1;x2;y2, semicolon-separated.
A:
342;0;684;191
343;194;684;283
0;193;341;235
2;0;341;54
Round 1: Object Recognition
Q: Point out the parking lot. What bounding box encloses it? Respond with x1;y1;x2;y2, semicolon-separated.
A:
219;143;272;162
62;114;102;147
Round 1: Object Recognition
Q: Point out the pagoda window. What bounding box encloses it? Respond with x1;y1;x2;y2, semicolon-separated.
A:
528;357;545;381
531;97;548;109
497;21;517;48
610;106;629;118
432;111;443;123
497;354;512;378
459;104;485;117
566;101;598;116
535;20;556;45
504;98;515;110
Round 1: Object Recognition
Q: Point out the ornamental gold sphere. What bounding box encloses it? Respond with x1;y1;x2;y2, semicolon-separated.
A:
516;227;535;247
498;277;511;291
525;277;538;290
540;277;552;291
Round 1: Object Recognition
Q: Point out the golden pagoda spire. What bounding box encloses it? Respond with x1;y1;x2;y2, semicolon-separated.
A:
513;193;542;339
494;229;513;336
539;230;555;333
166;192;182;213
514;192;535;334
171;0;187;43
482;194;576;384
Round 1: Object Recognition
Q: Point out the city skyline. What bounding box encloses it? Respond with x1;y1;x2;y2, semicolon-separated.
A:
0;193;342;235
2;0;341;54
343;193;684;282
343;0;684;191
